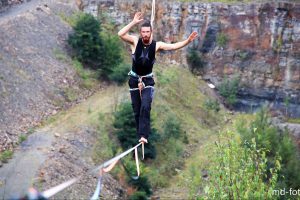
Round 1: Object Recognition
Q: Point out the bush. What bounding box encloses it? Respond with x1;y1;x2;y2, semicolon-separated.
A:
108;63;131;85
129;191;147;200
0;150;13;163
201;132;280;200
122;157;152;198
203;99;220;112
218;75;239;106
236;108;300;192
216;32;228;48
100;34;124;76
68;13;126;82
68;13;103;70
186;49;204;74
162;114;184;140
113;102;159;159
128;175;152;196
153;114;186;178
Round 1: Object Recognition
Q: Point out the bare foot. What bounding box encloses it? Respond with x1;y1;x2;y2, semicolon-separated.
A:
139;137;148;143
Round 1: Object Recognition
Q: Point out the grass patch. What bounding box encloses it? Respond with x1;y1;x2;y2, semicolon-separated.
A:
92;112;115;163
0;150;13;163
57;11;85;27
287;118;300;124
18;134;27;144
72;59;98;89
63;88;77;102
53;48;68;62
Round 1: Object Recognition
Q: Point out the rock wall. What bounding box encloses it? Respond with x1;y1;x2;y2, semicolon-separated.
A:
81;0;300;116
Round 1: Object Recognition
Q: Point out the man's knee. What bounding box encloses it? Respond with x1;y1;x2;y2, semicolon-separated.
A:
141;103;151;115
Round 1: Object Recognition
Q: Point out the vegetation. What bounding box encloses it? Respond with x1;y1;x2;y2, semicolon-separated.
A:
216;32;228;48
129;191;147;200
186;49;205;74
287;118;300;124
236;108;300;193
202;132;280;199
67;12;129;84
18;134;27;144
113;102;159;159
72;59;98;89
203;99;220;113
0;150;13;163
68;13;103;70
218;75;240;106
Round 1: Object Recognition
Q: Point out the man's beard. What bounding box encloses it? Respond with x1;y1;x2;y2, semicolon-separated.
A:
142;36;150;44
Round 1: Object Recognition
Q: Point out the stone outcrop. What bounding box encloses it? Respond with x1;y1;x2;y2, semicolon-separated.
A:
81;0;300;116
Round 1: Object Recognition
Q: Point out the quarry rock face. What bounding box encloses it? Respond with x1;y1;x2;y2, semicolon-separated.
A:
81;0;300;116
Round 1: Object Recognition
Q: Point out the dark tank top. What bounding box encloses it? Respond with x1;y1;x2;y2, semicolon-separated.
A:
132;38;156;76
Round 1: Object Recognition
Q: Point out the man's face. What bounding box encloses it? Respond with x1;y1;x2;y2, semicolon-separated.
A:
140;26;152;44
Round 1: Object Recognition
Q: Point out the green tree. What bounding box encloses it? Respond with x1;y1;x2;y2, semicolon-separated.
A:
100;34;124;76
68;13;103;70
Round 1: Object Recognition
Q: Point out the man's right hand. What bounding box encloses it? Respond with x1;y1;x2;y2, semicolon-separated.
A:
133;12;144;24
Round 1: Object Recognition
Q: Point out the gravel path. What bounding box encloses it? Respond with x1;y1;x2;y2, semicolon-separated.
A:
0;128;54;199
0;85;128;199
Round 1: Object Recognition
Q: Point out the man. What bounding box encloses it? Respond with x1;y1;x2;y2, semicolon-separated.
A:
118;12;198;144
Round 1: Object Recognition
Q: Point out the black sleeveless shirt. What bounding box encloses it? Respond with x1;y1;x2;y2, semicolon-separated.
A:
132;38;156;76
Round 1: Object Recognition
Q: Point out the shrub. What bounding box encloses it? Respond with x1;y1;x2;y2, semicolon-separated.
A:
236;108;300;193
216;32;228;48
128;175;152;196
186;49;204;74
218;75;239;106
68;13;103;70
108;63;131;85
0;150;13;163
99;34;123;76
203;99;220;112
201;132;280;200
129;191;147;200
113;102;159;159
162;114;183;140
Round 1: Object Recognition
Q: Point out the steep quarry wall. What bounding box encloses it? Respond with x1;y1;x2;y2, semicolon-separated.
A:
82;0;300;116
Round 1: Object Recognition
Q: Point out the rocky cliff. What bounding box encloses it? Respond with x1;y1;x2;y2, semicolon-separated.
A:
82;0;300;117
0;1;94;151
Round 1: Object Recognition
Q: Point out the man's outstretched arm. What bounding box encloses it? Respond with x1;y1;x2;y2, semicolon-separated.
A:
156;31;198;51
118;12;143;44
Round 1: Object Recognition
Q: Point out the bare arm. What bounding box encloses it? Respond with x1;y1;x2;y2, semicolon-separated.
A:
156;31;198;52
118;12;143;45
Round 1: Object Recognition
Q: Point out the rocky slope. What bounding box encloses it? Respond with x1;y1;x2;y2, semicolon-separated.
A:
0;1;95;151
0;2;126;197
82;0;300;117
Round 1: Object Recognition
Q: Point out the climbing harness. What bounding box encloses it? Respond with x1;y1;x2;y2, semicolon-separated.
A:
129;0;155;99
128;70;154;98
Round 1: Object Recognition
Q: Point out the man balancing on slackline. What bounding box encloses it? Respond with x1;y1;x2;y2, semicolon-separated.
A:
118;12;198;144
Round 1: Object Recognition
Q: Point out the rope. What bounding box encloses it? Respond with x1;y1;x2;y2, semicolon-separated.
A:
128;71;154;99
150;0;155;28
22;142;144;200
20;1;157;199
